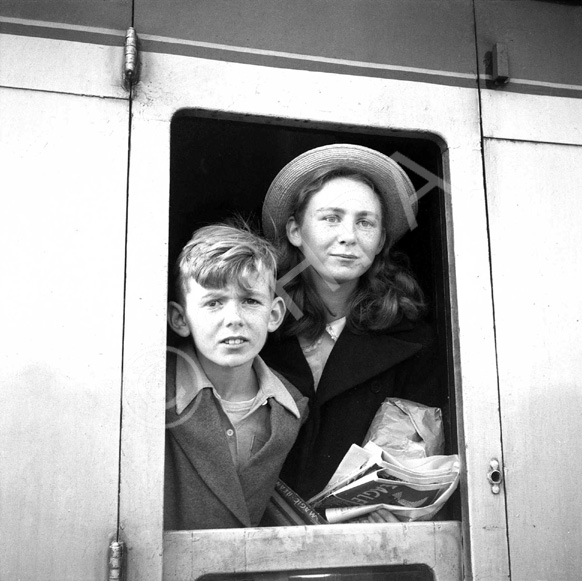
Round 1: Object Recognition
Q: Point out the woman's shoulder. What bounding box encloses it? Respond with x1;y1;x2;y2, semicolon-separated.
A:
378;316;436;348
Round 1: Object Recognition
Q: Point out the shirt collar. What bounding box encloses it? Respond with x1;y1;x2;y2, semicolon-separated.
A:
326;316;346;342
173;342;300;418
252;355;301;418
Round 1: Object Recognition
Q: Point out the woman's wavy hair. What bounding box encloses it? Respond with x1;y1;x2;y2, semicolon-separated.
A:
275;167;426;342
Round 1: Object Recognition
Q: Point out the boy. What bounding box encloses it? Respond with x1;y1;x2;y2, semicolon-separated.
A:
164;224;309;529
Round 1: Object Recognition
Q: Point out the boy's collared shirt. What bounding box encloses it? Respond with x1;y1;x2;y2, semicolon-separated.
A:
173;342;300;470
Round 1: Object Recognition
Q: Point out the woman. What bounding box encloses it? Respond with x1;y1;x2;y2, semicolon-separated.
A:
261;144;444;501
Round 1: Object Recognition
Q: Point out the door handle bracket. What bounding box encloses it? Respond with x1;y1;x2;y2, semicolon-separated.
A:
487;458;503;494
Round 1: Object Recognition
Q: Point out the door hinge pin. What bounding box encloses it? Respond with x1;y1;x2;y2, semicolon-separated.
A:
123;27;139;86
108;540;126;581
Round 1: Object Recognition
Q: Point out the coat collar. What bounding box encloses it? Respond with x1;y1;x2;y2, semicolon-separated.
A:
173;341;300;418
316;325;422;404
262;318;423;404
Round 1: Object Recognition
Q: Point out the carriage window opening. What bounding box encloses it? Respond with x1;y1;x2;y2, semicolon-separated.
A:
167;112;460;531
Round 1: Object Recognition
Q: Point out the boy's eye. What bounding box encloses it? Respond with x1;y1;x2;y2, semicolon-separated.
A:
244;297;261;305
206;299;221;307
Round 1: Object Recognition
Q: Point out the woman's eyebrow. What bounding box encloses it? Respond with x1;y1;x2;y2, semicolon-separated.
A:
356;210;381;218
314;207;381;220
315;206;346;214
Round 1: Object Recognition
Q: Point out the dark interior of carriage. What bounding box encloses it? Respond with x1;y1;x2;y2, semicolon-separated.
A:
168;111;460;523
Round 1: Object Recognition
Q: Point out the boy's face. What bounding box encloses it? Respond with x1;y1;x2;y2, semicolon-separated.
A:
168;269;285;375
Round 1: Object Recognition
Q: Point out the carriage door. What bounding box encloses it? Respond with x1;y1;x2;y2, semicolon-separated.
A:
480;96;582;581
474;2;582;577
483;136;582;581
119;2;509;580
0;3;132;579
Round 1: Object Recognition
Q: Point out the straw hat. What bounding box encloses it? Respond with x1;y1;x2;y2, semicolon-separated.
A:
262;144;418;246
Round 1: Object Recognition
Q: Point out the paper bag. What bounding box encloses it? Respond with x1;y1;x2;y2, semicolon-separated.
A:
363;397;445;458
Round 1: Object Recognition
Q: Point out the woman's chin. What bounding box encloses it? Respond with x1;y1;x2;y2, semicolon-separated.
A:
320;270;363;288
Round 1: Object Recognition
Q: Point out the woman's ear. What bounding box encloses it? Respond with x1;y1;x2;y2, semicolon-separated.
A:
267;296;286;332
286;216;302;248
167;301;191;337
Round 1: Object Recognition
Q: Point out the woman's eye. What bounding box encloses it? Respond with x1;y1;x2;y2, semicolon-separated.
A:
358;219;375;229
323;215;339;223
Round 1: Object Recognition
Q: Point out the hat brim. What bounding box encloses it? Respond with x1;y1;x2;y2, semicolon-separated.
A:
262;144;418;246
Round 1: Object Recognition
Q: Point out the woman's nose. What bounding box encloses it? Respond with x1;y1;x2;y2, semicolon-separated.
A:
338;221;357;244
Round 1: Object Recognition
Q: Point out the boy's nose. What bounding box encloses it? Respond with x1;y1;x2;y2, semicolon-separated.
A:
224;301;244;325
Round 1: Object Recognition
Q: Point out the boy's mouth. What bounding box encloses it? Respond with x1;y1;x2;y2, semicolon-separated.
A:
221;337;247;345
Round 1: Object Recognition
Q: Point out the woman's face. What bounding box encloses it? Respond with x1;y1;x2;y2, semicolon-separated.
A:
286;176;386;286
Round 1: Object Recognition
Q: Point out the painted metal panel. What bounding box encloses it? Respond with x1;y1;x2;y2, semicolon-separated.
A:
480;91;582;146
474;0;582;98
120;43;508;579
0;87;129;579
133;0;477;88
0;0;131;30
0;31;128;99
164;523;463;580
484;139;582;580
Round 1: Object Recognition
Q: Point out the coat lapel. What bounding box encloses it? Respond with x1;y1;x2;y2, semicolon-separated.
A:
236;399;293;520
263;321;423;406
166;355;251;526
316;328;422;404
239;398;295;479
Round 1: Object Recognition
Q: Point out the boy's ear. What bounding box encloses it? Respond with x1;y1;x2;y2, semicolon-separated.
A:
167;301;191;337
267;296;286;333
286;216;302;248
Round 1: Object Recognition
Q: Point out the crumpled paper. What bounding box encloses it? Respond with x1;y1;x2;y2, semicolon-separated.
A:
362;397;445;459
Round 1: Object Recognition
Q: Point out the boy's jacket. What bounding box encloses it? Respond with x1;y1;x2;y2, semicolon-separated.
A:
164;351;309;530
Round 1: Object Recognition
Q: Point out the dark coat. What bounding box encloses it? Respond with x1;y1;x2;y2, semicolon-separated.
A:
260;318;443;500
164;353;309;530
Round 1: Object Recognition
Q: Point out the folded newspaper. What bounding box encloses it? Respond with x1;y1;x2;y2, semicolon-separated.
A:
308;441;460;523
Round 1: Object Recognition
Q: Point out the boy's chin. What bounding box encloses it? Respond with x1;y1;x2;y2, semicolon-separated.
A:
209;351;259;369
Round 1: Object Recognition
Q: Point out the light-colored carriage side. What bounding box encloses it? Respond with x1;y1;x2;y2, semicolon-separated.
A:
1;1;581;580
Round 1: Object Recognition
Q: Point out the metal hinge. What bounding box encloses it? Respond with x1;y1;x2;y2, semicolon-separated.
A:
108;540;126;581
123;27;139;87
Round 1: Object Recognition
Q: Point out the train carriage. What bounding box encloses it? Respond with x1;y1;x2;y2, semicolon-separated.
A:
1;1;582;579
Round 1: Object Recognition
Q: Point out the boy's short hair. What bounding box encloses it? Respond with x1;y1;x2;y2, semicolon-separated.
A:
174;223;279;304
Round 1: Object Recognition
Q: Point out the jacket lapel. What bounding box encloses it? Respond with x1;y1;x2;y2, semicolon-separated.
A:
316;328;422;404
240;398;294;479
166;355;251;526
236;399;287;513
262;322;423;405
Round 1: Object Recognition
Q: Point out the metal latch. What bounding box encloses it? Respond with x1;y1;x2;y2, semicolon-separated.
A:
123;27;139;87
108;541;126;581
487;458;503;494
492;43;509;86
